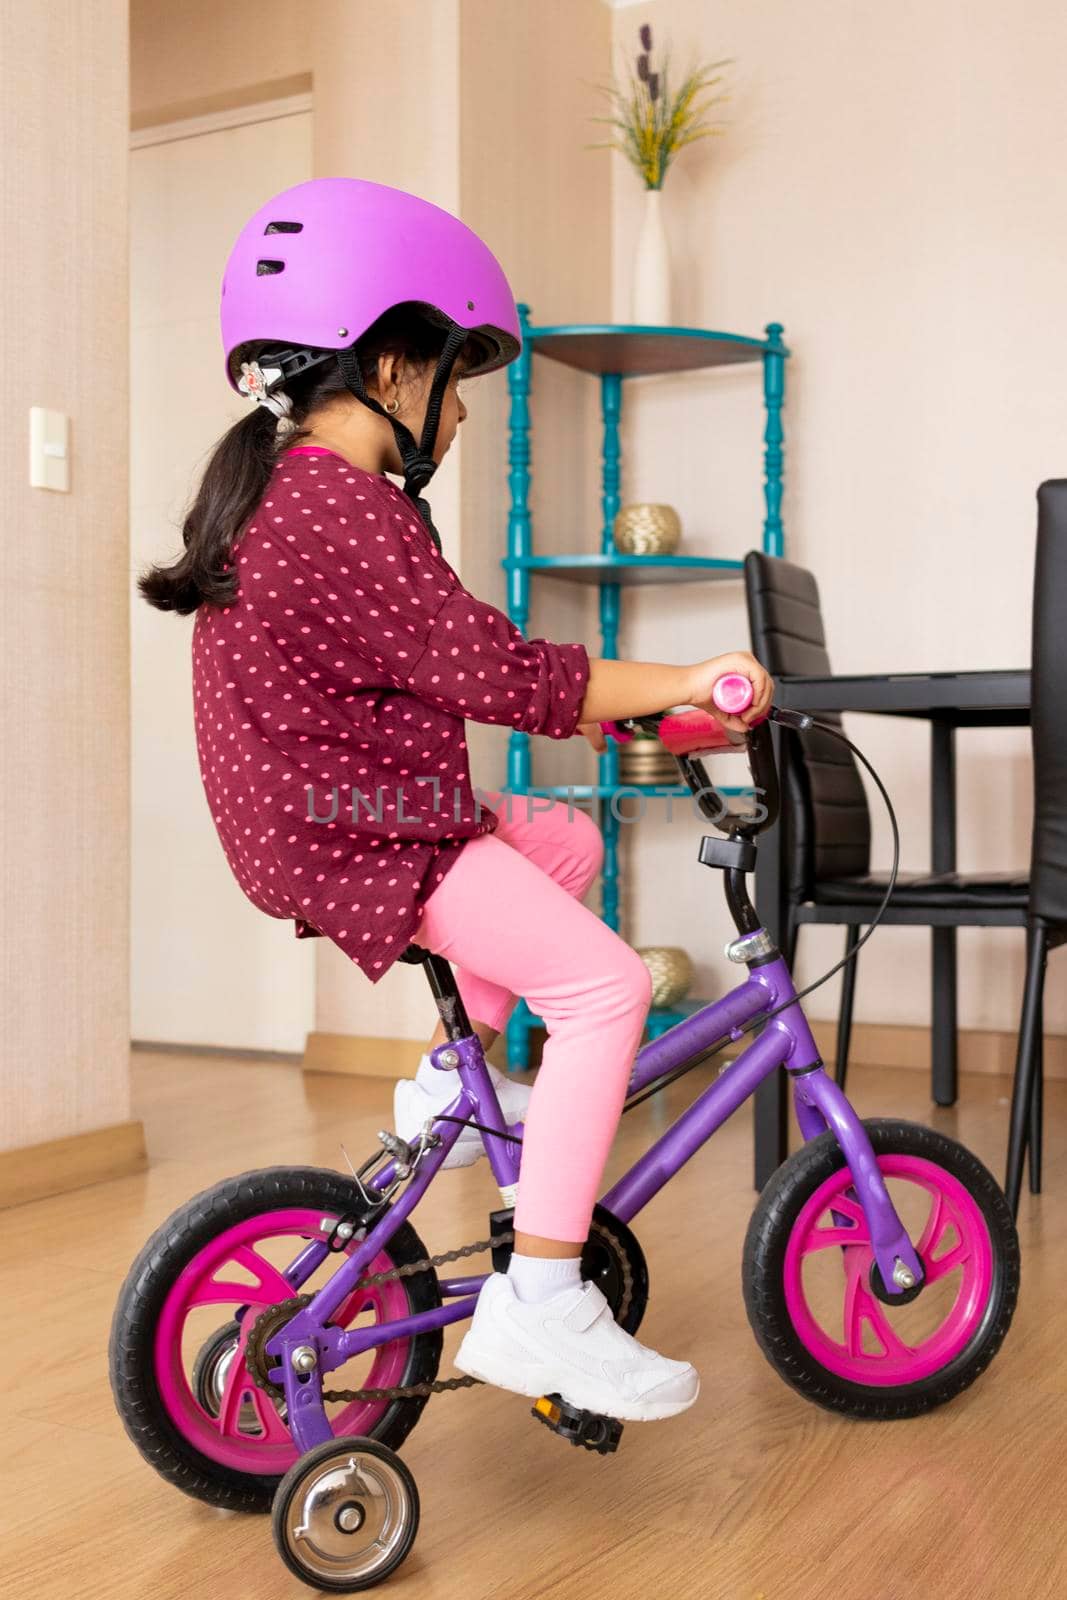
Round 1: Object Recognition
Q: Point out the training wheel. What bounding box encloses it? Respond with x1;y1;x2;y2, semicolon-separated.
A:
272;1436;419;1592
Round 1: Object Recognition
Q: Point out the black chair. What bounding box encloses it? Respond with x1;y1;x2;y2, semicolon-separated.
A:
743;550;1031;1128
1004;480;1067;1215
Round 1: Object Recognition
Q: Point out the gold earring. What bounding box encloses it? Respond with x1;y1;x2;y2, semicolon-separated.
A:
384;397;399;415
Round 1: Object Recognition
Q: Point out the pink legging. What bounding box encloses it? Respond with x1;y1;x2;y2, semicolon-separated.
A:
410;789;653;1243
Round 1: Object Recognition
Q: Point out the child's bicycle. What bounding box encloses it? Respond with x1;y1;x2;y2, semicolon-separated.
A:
109;675;1020;1593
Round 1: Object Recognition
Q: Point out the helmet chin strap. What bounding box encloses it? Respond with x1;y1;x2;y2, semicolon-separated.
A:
336;324;468;553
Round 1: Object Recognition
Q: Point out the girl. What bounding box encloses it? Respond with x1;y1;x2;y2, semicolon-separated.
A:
140;177;774;1425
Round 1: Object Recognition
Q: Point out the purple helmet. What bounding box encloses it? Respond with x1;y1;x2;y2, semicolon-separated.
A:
219;176;523;523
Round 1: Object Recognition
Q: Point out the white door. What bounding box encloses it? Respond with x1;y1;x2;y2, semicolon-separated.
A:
130;103;315;1052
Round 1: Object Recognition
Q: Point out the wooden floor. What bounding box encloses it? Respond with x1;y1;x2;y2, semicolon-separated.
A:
5;1050;1065;1600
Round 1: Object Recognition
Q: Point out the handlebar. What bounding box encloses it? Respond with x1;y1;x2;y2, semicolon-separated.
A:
598;673;792;838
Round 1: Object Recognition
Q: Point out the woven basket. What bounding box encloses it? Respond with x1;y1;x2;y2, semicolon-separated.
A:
636;946;694;1008
613;503;682;556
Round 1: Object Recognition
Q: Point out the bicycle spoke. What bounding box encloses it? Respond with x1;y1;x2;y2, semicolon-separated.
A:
188;1243;296;1309
914;1187;974;1281
215;1332;256;1439
923;1239;971;1282
246;1381;290;1445
800;1224;866;1254
916;1189;947;1259
822;1191;868;1230
843;1259;912;1361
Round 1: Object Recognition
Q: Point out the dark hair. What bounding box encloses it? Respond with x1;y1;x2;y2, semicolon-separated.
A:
138;305;476;615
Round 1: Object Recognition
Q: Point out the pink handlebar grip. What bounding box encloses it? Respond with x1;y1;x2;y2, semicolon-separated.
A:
597;673;760;751
711;672;755;716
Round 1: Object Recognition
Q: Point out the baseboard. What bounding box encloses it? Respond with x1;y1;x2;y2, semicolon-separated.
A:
306;1020;1064;1084
303;1030;514;1079
133;1038;303;1064
809;1019;1067;1080
0;1119;147;1210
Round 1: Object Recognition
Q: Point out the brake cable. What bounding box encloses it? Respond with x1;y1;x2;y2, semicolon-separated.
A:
410;714;902;1131
621;714;901;1113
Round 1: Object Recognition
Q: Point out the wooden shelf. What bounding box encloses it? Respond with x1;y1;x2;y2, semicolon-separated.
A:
511;784;752;800
501;553;743;586
500;304;789;1072
527;322;781;377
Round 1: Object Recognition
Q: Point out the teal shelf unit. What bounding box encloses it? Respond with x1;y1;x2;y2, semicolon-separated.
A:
500;307;789;1067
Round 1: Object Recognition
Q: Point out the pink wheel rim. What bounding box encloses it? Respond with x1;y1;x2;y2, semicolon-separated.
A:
154;1208;413;1473
783;1155;994;1385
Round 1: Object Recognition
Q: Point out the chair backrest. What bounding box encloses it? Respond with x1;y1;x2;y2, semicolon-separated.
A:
1030;482;1067;929
744;551;871;895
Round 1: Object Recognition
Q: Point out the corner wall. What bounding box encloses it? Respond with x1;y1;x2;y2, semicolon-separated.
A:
1;2;133;1151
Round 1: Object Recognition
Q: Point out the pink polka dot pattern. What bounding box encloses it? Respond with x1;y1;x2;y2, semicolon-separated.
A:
190;447;591;983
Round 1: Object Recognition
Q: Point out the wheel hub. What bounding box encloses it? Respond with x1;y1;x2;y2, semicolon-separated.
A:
334;1499;366;1534
245;1294;312;1396
869;1255;927;1307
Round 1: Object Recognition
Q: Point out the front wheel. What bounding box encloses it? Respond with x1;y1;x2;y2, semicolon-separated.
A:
742;1119;1020;1419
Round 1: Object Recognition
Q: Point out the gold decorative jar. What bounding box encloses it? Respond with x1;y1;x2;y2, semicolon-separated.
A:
613;502;682;556
635;946;694;1008
619;732;679;788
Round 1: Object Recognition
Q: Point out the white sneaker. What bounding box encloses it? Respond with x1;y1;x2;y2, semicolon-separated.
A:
454;1273;699;1422
392;1063;530;1170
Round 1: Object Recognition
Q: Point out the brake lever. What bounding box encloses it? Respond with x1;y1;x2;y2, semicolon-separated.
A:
607;704;812;743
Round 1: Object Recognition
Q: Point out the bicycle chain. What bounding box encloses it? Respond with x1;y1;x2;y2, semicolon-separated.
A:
247;1221;634;1408
247;1232;514;1404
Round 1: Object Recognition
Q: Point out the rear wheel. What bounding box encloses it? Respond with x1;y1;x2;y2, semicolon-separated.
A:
109;1167;441;1512
743;1119;1020;1419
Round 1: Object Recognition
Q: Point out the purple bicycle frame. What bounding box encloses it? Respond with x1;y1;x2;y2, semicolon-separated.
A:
266;944;925;1455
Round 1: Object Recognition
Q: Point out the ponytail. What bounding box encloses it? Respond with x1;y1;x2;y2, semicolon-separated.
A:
137;405;286;614
138;304;470;615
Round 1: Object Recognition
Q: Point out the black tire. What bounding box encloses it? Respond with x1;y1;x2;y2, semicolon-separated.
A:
272;1437;419;1592
109;1167;442;1514
742;1119;1020;1420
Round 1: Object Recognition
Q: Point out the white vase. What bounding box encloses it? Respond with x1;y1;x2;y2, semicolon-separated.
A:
631;187;671;326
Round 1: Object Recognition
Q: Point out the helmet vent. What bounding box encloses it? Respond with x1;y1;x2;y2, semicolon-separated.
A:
256;260;286;276
264;220;303;234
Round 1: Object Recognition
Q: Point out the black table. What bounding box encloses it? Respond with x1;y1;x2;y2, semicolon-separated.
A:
752;668;1032;1190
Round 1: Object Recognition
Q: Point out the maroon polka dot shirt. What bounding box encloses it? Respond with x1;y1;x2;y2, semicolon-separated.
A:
191;447;591;982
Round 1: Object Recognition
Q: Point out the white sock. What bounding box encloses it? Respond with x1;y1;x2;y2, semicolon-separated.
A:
415;1051;455;1096
506;1251;583;1304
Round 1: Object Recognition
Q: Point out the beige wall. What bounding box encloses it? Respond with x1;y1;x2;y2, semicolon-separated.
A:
130;108;318;1056
130;0;309;126
128;0;1058;1050
129;0;612;1048
1;1;131;1150
609;0;1061;1034
311;0;612;1042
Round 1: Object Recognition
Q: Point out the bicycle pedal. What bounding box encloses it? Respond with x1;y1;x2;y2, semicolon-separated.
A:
531;1394;623;1455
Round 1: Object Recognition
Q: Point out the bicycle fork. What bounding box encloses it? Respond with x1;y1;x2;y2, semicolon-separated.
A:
605;949;926;1298
790;1067;925;1292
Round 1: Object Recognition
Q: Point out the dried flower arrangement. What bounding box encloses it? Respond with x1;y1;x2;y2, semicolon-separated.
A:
586;22;732;191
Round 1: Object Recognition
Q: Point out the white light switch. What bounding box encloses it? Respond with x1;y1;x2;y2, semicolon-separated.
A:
29;407;70;492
